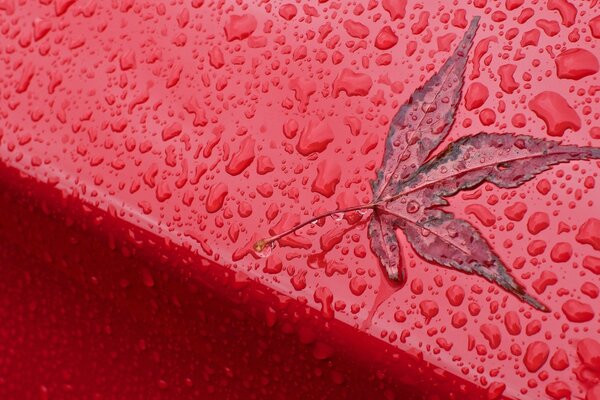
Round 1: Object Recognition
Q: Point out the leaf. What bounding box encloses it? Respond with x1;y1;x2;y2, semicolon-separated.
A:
392;209;549;312
255;17;600;313
366;17;600;312
372;16;480;200
368;211;404;282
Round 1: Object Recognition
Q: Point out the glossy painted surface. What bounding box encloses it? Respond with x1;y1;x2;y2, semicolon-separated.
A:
1;166;457;399
1;0;600;398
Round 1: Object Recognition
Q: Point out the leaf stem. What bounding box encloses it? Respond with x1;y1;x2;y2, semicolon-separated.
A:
253;203;376;252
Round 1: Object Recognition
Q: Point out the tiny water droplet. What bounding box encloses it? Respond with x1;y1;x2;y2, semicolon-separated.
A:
422;102;437;113
446;226;459;238
406;200;420;213
331;212;345;221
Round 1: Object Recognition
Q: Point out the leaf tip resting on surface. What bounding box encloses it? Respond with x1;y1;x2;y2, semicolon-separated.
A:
507;278;551;312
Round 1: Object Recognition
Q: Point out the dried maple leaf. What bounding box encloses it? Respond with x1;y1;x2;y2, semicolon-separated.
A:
254;17;600;312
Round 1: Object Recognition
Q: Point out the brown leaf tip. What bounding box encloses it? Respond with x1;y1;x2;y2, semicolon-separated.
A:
253;239;268;252
387;269;399;281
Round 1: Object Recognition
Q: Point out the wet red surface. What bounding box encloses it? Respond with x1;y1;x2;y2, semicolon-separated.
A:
1;0;600;399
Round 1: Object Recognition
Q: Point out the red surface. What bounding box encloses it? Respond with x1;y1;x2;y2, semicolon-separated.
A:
1;164;468;399
1;0;600;399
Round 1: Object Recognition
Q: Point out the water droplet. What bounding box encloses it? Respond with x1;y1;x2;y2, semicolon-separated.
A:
406;200;420;213
256;241;275;258
331;212;345;221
